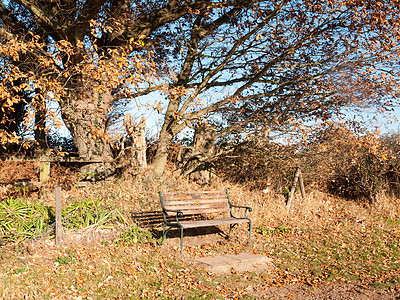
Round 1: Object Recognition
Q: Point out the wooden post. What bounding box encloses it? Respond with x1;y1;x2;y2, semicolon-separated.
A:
286;167;301;210
124;114;147;169
40;160;50;182
286;167;307;210
299;172;306;201
55;186;62;245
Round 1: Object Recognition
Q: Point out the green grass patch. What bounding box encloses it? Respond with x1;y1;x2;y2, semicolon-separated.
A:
262;216;400;286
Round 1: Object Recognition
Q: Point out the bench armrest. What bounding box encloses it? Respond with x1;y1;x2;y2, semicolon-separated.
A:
230;204;252;212
229;204;252;219
164;209;184;216
163;209;184;224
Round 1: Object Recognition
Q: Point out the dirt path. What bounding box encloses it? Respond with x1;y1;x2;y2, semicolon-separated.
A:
257;283;400;299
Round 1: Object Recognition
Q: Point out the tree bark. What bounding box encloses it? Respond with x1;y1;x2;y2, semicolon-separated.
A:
150;98;180;176
62;83;113;160
124;114;147;169
182;122;216;183
60;79;114;179
151;124;174;176
35;108;47;149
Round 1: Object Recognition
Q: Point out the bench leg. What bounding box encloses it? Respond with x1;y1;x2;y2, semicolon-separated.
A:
248;220;252;246
179;226;184;256
162;224;172;243
229;224;236;237
162;222;166;242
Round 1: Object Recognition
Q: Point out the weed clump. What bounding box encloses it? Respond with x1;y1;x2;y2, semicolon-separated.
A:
0;196;126;244
0;197;53;244
118;226;158;245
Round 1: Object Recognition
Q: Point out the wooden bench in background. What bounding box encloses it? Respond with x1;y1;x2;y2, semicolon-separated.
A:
159;190;252;255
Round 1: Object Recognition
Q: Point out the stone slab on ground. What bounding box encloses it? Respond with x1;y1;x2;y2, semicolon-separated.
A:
192;253;274;274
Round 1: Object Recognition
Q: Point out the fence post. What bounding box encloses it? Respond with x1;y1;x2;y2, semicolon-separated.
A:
286;167;301;210
55;186;62;245
40;160;50;183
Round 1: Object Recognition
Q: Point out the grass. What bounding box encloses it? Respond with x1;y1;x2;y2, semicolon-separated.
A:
256;206;400;288
0;168;400;298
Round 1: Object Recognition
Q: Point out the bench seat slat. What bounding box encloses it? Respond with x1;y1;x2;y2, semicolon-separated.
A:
163;195;227;201
164;202;228;209
173;218;249;228
164;199;228;206
164;207;229;216
162;190;226;195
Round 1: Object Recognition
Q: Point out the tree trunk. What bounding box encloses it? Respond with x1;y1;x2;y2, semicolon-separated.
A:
61;80;114;179
151;125;173;176
124;114;147;169
150;99;180;176
182;122;216;183
34;108;47;149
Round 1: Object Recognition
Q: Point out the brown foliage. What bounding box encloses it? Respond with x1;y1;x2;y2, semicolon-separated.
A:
207;122;400;203
0;162;38;185
212;140;298;193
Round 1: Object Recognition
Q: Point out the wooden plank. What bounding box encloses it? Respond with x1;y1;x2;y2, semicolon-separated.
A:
178;218;249;228
41;156;106;163
162;190;226;195
164;199;228;206
163;195;227;201
287;167;302;210
0;156;38;162
299;171;306;200
165;207;229;216
0;155;108;163
55;187;62;245
164;203;228;211
40;161;50;182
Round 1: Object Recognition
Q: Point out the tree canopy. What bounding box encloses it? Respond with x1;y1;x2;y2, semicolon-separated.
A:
1;0;399;174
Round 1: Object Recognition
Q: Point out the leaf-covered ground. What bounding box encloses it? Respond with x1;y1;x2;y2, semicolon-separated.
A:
1;212;399;299
1;172;400;299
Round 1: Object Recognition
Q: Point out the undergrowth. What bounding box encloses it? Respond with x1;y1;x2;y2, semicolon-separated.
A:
0;197;127;244
0;168;399;298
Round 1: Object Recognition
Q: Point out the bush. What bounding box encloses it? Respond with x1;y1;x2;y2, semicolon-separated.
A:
211;139;299;193
0;197;53;244
296;123;399;202
207;122;400;203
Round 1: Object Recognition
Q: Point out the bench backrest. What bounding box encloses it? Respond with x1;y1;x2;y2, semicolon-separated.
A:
160;190;230;216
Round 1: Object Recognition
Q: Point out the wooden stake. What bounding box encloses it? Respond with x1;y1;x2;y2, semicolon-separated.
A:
40;161;50;182
55;186;62;245
299;171;306;201
286;167;301;210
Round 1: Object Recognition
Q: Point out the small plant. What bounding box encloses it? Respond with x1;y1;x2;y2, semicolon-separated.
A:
0;197;53;243
53;249;77;265
118;226;158;245
62;198;122;230
53;253;76;265
256;225;291;236
11;267;28;275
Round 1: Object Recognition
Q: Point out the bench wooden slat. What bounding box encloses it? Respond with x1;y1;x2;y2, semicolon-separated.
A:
164;198;228;206
162;190;226;195
177;218;249;228
163;194;227;201
164;203;228;210
164;207;229;216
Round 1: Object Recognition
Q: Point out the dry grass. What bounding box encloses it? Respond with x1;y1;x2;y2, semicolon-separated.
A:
32;165;400;232
1;166;400;298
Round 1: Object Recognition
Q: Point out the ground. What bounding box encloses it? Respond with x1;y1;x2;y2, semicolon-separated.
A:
0;166;399;299
1;230;399;299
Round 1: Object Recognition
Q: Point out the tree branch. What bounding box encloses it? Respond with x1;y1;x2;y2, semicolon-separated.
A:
14;0;62;39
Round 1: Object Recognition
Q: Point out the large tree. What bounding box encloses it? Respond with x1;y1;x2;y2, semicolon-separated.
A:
0;0;399;174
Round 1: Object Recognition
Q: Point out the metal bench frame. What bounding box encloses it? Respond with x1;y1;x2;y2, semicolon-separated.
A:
159;189;252;255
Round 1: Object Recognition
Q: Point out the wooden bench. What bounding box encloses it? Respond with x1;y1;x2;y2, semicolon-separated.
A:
159;190;252;255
